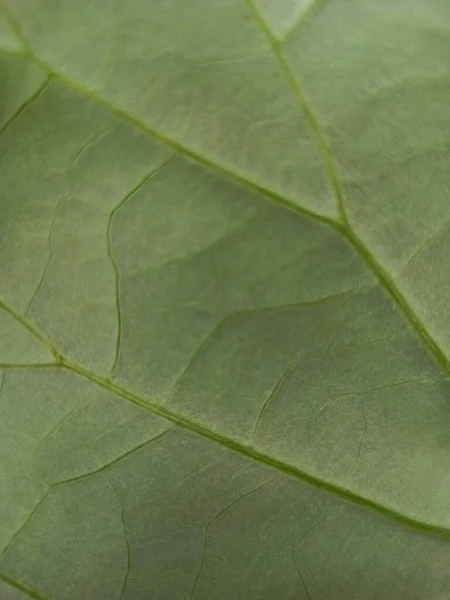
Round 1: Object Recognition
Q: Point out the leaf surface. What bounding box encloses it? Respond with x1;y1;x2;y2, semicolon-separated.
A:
1;1;450;599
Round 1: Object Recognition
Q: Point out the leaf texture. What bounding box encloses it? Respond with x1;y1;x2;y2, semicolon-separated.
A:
1;1;450;599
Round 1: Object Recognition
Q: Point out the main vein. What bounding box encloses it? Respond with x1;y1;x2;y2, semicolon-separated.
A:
2;6;450;539
6;48;447;379
245;0;347;223
243;0;450;380
60;357;450;540
0;289;450;538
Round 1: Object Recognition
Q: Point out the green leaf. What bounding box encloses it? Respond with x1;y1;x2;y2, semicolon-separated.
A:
1;1;450;598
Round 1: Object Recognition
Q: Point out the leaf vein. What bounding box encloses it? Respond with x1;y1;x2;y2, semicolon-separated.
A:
2;6;450;542
189;478;275;599
0;491;50;561
0;572;48;600
51;425;175;486
245;0;346;222
60;358;450;540
0;75;50;139
107;479;131;600
107;157;174;378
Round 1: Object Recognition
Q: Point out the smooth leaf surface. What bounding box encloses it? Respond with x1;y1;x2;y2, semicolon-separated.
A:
1;1;450;599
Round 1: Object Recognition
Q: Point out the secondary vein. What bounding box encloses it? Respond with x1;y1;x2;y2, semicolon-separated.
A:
61;357;450;540
245;0;347;223
0;572;48;600
1;5;450;541
243;0;450;383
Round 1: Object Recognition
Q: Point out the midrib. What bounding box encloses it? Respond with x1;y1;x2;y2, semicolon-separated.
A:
1;7;450;540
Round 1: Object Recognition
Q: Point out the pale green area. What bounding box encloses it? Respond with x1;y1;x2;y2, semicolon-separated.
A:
0;9;20;52
255;0;316;39
6;0;337;218
0;579;31;599
1;1;450;599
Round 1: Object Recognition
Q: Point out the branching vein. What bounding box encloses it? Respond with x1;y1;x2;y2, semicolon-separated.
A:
251;361;296;439
51;425;175;486
0;76;51;139
0;298;60;361
2;1;450;546
245;0;347;222
107;157;174;378
0;490;50;561
189;478;275;599
108;479;131;600
60;357;450;540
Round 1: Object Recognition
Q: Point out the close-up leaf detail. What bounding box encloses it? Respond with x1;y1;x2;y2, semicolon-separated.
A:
1;1;450;599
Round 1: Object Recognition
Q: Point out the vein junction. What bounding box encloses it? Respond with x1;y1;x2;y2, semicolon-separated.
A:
1;5;450;544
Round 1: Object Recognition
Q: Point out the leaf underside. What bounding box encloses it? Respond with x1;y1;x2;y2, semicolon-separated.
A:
1;1;450;599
